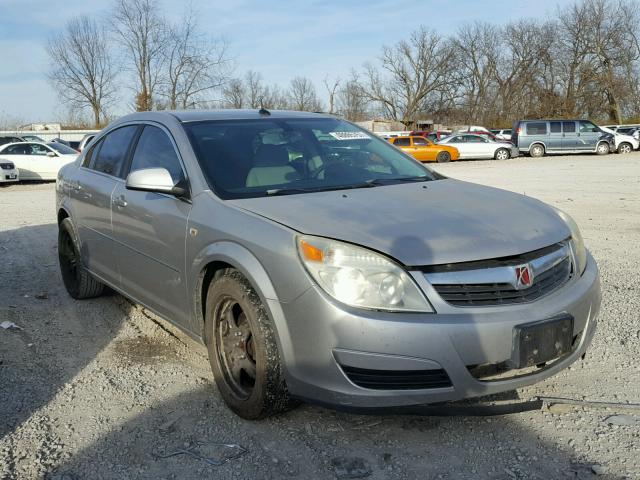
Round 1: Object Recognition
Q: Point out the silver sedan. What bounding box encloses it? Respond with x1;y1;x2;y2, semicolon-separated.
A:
438;133;519;160
56;109;600;419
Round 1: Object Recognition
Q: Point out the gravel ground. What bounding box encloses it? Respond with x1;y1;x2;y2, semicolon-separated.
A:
1;153;639;480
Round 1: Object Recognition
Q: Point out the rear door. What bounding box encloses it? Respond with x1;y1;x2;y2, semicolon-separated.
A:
463;135;487;158
561;121;578;150
111;124;192;326
73;125;139;285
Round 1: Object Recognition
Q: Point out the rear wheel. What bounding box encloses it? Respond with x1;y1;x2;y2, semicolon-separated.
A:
205;269;295;419
494;148;510;160
436;151;451;163
58;218;105;299
618;142;632;154
530;144;545;158
596;142;610;155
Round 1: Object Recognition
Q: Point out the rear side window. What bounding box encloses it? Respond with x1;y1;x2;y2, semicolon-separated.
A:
91;126;138;177
526;122;548;135
82;139;101;167
563;121;576;133
394;137;410;146
550;122;561;133
129;125;184;183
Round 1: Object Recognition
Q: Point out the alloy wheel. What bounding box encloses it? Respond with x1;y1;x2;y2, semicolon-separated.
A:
214;298;257;400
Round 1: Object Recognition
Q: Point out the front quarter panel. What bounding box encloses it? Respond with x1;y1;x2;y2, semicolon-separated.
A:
186;192;313;355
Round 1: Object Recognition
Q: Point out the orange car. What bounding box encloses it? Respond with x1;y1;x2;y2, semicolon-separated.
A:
389;136;459;162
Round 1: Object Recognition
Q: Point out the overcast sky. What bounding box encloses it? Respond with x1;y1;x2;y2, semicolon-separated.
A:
0;0;562;123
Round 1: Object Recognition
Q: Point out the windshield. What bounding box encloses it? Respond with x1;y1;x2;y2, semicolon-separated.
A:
184;117;437;199
48;142;78;155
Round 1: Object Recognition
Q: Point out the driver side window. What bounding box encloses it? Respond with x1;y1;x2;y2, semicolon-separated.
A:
579;121;598;133
129;125;185;184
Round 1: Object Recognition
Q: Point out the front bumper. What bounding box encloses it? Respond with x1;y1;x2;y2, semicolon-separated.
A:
0;168;19;183
276;252;600;409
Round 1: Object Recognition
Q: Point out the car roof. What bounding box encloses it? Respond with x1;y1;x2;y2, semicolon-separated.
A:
115;109;333;124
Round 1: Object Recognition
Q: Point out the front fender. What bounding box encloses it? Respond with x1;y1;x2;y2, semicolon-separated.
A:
189;240;296;367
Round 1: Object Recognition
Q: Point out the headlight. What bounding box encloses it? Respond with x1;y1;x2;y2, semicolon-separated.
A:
297;236;433;312
554;208;587;276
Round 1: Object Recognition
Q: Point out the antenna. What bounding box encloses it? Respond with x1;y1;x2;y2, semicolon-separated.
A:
258;96;270;116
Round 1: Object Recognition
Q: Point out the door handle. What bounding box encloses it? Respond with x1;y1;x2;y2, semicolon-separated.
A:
71;183;82;191
113;197;127;208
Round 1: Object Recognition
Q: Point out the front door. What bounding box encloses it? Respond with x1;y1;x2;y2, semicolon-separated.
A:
111;124;191;326
577;120;601;151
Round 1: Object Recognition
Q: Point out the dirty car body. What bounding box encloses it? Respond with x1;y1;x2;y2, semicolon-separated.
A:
56;110;601;418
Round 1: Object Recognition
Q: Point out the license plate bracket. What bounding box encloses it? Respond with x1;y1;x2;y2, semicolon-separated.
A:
510;315;574;369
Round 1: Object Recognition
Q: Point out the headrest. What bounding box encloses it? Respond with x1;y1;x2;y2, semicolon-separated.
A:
253;144;289;167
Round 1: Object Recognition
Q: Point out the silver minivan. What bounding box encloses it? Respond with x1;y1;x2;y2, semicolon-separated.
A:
56;110;601;419
512;119;614;157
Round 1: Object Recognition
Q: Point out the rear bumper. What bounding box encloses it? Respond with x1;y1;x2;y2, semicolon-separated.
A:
277;252;600;409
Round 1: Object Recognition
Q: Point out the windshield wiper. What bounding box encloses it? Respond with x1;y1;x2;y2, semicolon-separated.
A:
265;176;432;196
266;187;324;196
359;175;433;187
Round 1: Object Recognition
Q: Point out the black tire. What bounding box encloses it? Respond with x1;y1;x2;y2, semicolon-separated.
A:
494;148;510;160
530;144;545;158
618;142;632;154
436;151;451;163
205;268;295;419
58;218;105;299
596;142;610;155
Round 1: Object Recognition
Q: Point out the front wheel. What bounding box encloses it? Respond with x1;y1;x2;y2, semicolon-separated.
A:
596;142;610;155
618;142;632;154
436;151;451;163
205;269;296;419
494;148;510;160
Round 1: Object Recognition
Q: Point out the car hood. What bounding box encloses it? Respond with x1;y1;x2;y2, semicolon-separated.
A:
229;179;570;266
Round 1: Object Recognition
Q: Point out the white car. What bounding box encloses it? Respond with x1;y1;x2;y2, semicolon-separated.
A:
456;125;490;133
490;129;512;141
438;134;519;160
0;159;19;183
599;126;639;154
0;142;78;180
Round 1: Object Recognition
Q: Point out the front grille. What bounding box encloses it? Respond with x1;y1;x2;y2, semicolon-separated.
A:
433;256;572;307
341;365;452;390
0;163;14;170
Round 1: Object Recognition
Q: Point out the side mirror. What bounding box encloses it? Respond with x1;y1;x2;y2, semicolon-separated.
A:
46;151;56;157
125;167;190;200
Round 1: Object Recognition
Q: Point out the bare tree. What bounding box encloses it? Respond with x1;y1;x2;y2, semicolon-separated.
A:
47;16;116;127
163;8;231;109
336;75;370;121
222;78;246;108
111;0;166;111
359;27;455;127
323;76;341;114
287;77;322;111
